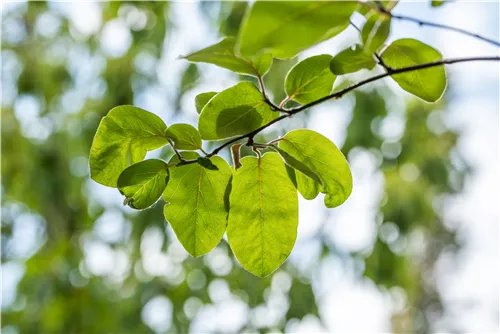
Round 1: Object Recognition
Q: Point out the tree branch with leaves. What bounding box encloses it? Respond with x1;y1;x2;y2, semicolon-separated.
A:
89;1;500;277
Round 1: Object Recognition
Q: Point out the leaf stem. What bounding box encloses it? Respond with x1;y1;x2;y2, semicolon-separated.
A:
167;138;186;162
175;55;500;167
289;56;500;113
361;1;500;47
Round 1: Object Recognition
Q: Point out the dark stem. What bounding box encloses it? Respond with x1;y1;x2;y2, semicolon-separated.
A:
290;56;500;113
362;2;500;47
175;56;500;167
167;139;186;162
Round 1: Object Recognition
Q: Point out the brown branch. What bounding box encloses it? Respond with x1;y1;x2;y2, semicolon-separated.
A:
175;56;500;167
362;2;500;47
289;56;500;113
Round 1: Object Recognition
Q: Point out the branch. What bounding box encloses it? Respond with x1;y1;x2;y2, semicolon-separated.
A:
176;56;500;167
290;56;500;113
362;2;500;47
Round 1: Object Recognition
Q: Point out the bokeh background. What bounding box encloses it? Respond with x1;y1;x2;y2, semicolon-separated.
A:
1;1;498;333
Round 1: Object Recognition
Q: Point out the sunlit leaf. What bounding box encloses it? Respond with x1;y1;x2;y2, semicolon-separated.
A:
164;123;202;150
237;1;357;59
89;106;169;187
361;13;391;53
117;159;168;210
284;54;336;104
382;38;446;102
195;91;218;114
198;82;276;140
227;152;298;277
382;0;399;11
181;37;272;77
269;145;323;187
330;44;377;75
278;129;352;207
163;152;232;257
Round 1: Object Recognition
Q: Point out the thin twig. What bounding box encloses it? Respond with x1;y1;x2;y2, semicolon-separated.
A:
166;138;185;162
257;73;281;111
373;53;394;72
289;56;500;113
175;56;500;167
361;1;500;47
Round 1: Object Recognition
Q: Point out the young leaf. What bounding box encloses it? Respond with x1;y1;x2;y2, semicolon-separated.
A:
330;44;377;75
237;1;357;59
284;54;336;104
163;152;232;257
89;106;169;187
382;38;446;102
181;37;272;77
227;153;298;277
278;129;352;207
431;1;446;7
195;91;218;114
378;1;399;11
361;13;391;53
117;159;168;210
269;145;323;187
198;82;276;140
164;123;202;150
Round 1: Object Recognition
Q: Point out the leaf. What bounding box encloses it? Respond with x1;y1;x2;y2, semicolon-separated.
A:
284;54;336;104
379;1;399;11
181;37;272;77
117;159;168;210
330;44;377;75
195;91;218;114
269;145;323;187
361;13;391;53
198;82;276;140
227;152;298;277
89;106;169;187
164;123;202;150
237;1;357;59
278;129;352;207
382;38;446;102
196;157;219;170
163;152;232;257
431;1;446;7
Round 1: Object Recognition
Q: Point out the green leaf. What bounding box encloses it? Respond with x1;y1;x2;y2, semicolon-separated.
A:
431;1;446;7
269;145;323;187
181;37;272;77
382;38;446;102
198;82;276;140
237;1;357;59
163;152;232;257
196;157;219;170
361;13;391;53
278;129;352;207
284;54;336;104
195;91;218;114
89;106;169;187
227;152;298;277
379;1;399;11
164;123;202;150
117;159;168;210
330;44;377;75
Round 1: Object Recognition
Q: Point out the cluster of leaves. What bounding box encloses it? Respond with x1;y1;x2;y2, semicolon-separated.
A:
90;1;452;277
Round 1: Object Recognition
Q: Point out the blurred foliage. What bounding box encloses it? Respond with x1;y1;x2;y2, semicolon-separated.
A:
1;2;468;333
